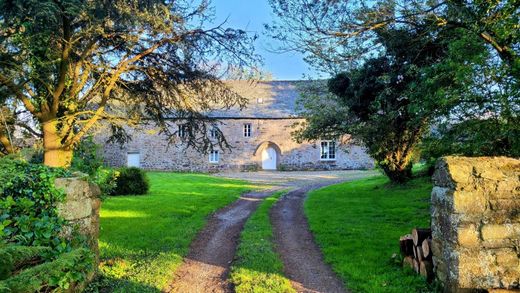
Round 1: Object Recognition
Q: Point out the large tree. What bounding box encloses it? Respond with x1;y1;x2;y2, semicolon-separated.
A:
268;0;519;77
0;0;260;167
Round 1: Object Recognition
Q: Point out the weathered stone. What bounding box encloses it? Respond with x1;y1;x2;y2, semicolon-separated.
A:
55;177;101;263
458;224;480;247
431;156;520;292
453;190;488;214
482;224;520;241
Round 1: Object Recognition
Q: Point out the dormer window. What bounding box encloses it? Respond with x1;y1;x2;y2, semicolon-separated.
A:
244;123;252;137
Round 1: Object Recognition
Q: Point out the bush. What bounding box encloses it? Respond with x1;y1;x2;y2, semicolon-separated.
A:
71;136;103;176
0;246;94;292
111;167;149;195
0;158;70;252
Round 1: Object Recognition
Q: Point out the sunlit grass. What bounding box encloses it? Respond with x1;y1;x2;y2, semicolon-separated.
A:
305;176;435;293
230;190;295;293
88;172;256;292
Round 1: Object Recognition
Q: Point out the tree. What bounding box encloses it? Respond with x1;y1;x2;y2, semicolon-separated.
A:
0;0;260;167
267;0;519;78
294;24;483;182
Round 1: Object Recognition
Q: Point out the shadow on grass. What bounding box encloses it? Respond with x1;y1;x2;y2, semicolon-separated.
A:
85;275;161;293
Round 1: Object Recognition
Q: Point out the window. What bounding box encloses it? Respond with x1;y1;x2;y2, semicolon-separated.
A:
127;152;140;167
209;150;219;163
320;141;336;160
210;126;218;139
178;124;186;138
244;123;252;137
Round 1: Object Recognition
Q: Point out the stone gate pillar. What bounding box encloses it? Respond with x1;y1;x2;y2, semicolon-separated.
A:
431;156;519;292
55;177;102;262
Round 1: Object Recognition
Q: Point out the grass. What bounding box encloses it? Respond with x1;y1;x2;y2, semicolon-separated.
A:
89;172;257;292
304;176;434;293
230;190;295;293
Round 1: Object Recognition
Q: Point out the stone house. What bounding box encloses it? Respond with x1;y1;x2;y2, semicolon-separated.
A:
98;80;374;172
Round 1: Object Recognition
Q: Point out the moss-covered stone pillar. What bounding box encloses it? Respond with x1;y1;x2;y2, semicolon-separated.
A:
431;156;519;292
55;177;101;262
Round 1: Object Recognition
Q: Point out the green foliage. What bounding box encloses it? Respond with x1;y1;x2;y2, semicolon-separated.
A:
0;247;94;292
0;245;52;280
111;167;149;196
71;136;103;176
0;158;70;252
69;136;118;196
230;191;295;293
422;117;520;159
305;176;435;292
90;172;255;292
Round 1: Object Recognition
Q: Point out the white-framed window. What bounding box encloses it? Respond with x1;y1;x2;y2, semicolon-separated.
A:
210;126;219;139
244;123;252;137
127;152;141;167
178;124;186;138
209;150;220;163
320;141;336;161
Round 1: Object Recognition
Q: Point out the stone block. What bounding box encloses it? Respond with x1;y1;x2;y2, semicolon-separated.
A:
453;190;488;214
458;224;480;247
482;224;520;241
57;198;93;220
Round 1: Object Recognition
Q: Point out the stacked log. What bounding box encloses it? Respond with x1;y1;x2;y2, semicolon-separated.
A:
399;228;434;282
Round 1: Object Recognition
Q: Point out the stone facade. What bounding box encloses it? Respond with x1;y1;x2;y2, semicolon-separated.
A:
97;80;374;172
431;156;520;292
99;118;374;171
55;177;101;261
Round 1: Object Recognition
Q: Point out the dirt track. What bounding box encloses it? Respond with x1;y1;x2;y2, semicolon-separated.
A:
166;170;376;293
271;184;348;293
164;189;278;293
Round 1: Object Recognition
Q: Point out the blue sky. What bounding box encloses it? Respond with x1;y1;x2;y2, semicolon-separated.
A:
212;0;319;80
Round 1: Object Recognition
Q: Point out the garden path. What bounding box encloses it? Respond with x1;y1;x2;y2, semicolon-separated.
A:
166;170;377;293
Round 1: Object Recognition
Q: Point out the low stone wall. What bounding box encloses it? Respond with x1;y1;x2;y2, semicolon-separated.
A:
431;156;520;292
55;177;101;261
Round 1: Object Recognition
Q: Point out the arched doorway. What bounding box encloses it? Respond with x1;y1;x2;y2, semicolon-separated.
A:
261;147;277;170
254;141;281;170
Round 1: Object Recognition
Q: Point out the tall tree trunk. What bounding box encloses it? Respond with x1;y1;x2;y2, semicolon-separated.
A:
42;120;73;168
0;131;15;154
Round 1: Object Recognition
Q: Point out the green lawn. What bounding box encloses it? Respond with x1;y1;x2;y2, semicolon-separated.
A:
230;190;295;293
304;176;434;293
89;172;256;292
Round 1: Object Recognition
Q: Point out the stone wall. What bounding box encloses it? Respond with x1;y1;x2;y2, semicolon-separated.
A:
96;118;375;172
431;156;520;292
55;177;101;261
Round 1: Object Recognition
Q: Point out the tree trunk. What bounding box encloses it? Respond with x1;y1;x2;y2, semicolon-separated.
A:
0;132;15;154
380;163;413;183
42;120;73;168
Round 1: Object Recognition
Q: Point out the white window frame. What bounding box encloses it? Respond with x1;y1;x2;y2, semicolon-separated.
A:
320;140;336;161
243;123;252;137
178;124;186;138
210;126;218;139
209;150;220;163
127;152;141;168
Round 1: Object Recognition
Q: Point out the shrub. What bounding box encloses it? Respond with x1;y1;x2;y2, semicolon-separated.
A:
0;158;70;252
111;167;149;195
71;136;103;176
92;167;119;196
0;246;94;291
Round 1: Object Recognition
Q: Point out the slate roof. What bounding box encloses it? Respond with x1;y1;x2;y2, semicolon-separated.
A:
207;80;307;118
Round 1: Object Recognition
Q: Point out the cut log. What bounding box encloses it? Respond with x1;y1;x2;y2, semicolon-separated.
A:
419;260;434;282
399;234;414;256
413;258;420;273
422;238;432;259
416;245;425;261
412;228;431;246
402;256;414;269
